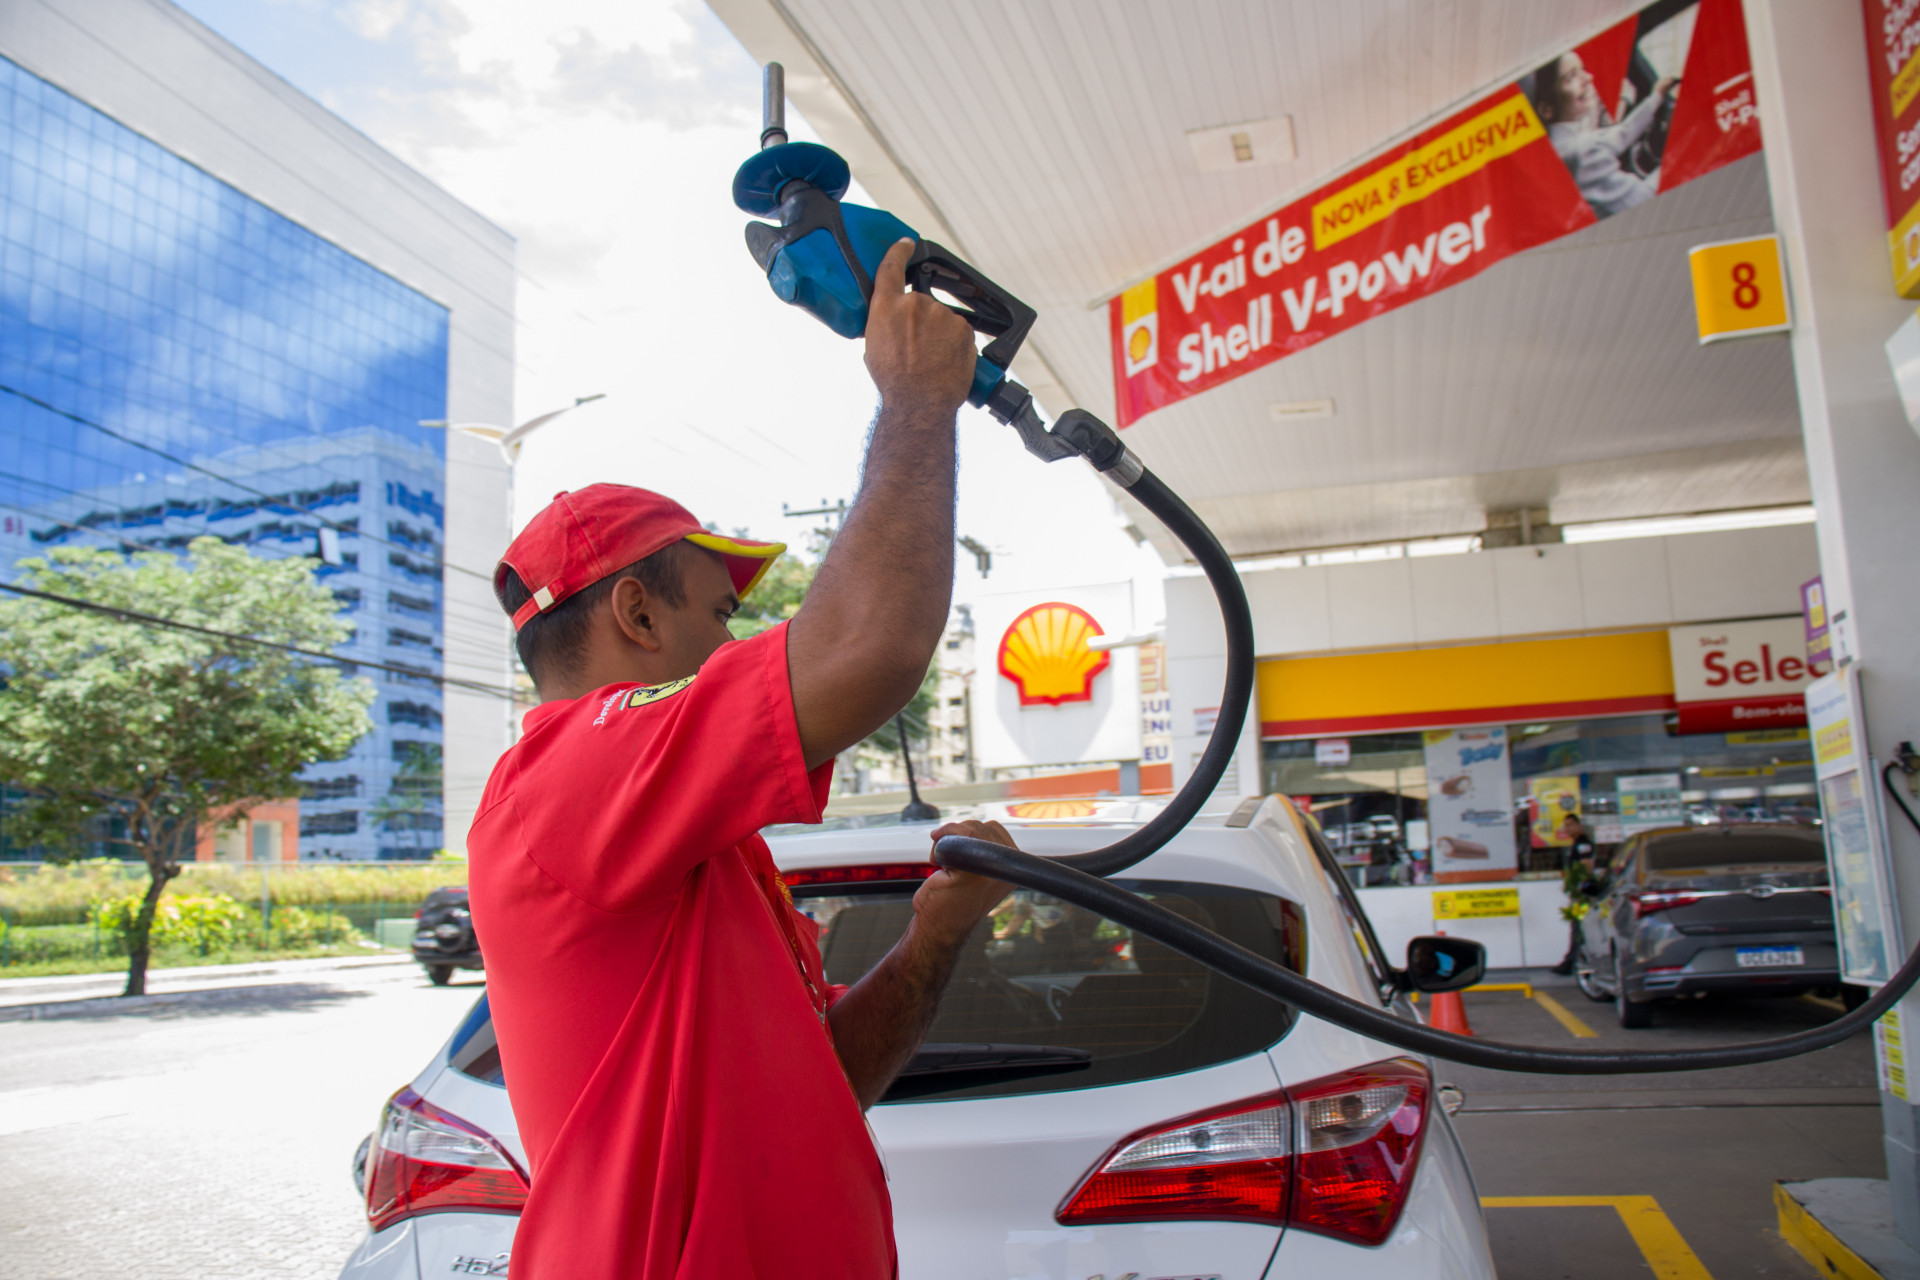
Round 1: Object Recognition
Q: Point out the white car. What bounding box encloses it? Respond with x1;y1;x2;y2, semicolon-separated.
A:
339;796;1496;1280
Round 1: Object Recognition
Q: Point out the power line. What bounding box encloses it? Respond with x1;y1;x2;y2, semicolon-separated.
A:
0;482;516;644
0;382;500;584
0;580;516;701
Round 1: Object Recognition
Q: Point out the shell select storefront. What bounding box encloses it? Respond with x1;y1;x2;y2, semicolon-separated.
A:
1256;614;1823;964
1265;619;1822;861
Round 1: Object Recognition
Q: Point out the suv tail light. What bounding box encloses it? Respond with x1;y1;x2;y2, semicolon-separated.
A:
364;1087;527;1232
1056;1059;1429;1247
1634;891;1700;917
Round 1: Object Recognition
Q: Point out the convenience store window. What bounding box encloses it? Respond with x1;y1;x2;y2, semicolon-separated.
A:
1262;714;1817;885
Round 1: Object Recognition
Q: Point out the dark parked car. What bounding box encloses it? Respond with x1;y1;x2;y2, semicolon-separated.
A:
1573;824;1845;1027
412;886;481;986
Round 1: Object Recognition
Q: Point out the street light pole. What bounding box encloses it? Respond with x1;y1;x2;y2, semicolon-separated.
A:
420;394;606;745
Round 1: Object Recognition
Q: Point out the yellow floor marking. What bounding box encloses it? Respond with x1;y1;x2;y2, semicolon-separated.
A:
1483;1196;1713;1280
1775;1182;1882;1280
1531;990;1600;1038
1470;982;1535;996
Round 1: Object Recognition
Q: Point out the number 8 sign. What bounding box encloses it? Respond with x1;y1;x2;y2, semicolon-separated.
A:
1688;234;1792;345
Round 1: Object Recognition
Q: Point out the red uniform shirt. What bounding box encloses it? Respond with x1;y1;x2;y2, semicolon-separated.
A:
468;624;894;1280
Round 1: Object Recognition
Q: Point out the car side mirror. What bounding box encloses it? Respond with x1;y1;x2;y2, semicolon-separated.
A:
1399;936;1485;993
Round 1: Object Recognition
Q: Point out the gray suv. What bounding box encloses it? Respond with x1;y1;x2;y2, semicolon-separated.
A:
1573;824;1843;1027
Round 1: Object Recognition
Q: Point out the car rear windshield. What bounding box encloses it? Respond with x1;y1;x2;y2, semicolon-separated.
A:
1643;831;1826;872
793;878;1304;1104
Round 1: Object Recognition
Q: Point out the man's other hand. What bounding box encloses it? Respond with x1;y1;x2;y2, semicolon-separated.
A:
913;819;1017;945
864;239;977;416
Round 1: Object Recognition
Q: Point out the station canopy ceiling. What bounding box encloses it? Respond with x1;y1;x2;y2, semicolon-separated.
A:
710;0;1802;560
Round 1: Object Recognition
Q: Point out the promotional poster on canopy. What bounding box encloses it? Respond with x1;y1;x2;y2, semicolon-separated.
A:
1110;0;1762;426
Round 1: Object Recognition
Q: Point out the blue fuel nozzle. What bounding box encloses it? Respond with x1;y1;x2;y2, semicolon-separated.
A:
734;66;1034;412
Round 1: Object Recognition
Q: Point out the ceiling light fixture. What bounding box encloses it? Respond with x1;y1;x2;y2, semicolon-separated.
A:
1187;116;1295;172
1269;398;1335;421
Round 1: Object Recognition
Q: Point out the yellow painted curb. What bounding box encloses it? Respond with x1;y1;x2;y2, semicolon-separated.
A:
1532;990;1600;1038
1775;1182;1884;1280
1484;1195;1712;1280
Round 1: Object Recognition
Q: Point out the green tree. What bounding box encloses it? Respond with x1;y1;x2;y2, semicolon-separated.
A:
726;529;941;783
728;527;823;640
370;742;443;857
0;539;374;995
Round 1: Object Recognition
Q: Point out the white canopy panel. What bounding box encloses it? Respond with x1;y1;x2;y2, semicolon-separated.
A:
711;0;1801;558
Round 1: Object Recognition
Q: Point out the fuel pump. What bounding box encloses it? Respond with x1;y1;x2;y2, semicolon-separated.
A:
734;64;1920;1074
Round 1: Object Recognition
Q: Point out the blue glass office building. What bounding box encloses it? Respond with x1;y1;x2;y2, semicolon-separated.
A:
0;54;451;859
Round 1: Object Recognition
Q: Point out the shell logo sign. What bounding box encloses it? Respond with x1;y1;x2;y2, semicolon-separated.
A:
1120;278;1158;376
998;602;1110;707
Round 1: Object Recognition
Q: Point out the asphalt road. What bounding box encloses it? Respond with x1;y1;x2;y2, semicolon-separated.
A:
0;961;481;1280
0;962;1882;1279
1445;969;1880;1279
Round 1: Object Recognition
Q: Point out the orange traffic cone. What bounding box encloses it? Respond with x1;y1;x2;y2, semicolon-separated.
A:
1429;988;1474;1035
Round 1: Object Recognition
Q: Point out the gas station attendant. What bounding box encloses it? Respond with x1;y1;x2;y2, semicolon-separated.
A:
467;242;1014;1280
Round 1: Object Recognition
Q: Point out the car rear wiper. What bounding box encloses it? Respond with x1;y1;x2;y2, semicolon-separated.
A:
883;1043;1091;1101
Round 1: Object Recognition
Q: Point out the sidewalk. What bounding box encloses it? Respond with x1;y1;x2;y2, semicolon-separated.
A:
0;952;419;1019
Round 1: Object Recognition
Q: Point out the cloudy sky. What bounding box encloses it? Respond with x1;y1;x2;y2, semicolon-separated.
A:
172;0;1164;625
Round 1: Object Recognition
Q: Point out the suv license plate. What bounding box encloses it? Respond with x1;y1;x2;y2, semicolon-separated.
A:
1737;946;1804;967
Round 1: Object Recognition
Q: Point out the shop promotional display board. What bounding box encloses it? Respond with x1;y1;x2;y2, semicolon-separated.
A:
1422;727;1518;882
1807;669;1901;984
973;584;1142;771
1863;0;1920;296
1110;0;1761;425
1139;642;1172;773
1668;617;1826;734
1529;775;1584;847
1618;773;1685;834
1802;577;1832;668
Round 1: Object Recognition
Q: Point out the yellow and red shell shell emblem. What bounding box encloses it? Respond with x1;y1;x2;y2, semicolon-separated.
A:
997;603;1110;707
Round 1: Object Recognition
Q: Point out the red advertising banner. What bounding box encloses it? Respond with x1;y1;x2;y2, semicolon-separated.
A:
1862;0;1920;296
1111;0;1762;427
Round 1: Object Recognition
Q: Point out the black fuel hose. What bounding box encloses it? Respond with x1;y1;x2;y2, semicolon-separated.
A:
935;434;1920;1073
1031;467;1253;877
936;829;1920;1073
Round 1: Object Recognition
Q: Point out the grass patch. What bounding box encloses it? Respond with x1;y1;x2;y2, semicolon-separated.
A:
0;940;398;979
0;860;467;925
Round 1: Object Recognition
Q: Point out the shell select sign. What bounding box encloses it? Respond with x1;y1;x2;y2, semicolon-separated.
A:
998;603;1110;707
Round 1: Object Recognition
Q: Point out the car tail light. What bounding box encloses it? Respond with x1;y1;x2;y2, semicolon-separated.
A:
781;863;939;887
364;1087;527;1232
1634;891;1700;917
1056;1059;1429;1247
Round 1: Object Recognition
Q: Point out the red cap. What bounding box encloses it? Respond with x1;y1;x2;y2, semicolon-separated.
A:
496;484;785;631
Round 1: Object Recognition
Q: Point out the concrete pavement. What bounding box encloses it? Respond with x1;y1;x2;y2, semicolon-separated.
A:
1446;969;1880;1279
0;960;1881;1278
0;962;484;1279
0;952;417;1014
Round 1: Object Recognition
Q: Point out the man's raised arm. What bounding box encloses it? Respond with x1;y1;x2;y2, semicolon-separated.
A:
786;239;980;769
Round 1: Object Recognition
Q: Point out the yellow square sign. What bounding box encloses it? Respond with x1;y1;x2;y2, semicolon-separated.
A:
1689;235;1791;344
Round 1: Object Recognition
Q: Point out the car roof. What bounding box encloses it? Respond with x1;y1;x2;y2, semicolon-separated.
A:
766;798;1299;899
1639;823;1821;842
